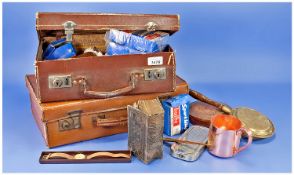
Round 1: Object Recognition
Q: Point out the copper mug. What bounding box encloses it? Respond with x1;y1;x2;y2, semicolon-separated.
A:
208;114;253;158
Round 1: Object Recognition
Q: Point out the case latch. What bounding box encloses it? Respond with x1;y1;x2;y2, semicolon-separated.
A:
63;21;76;42
145;21;157;32
144;67;166;81
58;110;82;131
48;75;72;89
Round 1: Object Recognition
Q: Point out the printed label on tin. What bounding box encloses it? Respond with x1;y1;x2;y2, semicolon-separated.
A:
148;56;163;65
171;107;181;135
182;104;189;130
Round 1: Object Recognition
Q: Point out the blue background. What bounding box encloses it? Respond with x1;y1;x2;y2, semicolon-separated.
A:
2;2;292;173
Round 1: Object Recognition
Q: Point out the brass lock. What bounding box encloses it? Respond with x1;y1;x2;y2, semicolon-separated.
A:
145;21;157;32
48;75;72;89
144;67;166;81
58;110;82;131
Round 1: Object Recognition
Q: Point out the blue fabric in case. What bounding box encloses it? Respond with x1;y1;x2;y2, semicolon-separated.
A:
106;42;145;55
105;29;169;54
43;38;76;60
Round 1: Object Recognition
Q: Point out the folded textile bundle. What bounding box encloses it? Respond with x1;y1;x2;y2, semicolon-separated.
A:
106;42;145;55
105;29;169;55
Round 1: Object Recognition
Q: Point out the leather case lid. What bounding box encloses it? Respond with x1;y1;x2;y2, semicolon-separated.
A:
36;12;180;33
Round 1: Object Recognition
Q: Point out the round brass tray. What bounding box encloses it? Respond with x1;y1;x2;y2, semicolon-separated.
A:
232;107;275;139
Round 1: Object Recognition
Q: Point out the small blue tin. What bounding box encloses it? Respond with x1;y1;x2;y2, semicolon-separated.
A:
162;94;191;136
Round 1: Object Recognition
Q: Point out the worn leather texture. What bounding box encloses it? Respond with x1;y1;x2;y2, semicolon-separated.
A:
35;12;180;102
36;13;179;33
26;74;188;148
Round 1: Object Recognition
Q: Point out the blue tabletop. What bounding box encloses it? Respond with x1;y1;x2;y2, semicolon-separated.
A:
2;2;292;173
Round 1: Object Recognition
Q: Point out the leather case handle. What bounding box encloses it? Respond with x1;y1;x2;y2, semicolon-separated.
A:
80;73;137;98
93;117;127;127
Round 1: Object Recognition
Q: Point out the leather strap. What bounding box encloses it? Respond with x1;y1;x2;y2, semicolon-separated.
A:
95;117;127;127
87;152;130;159
44;152;130;160
79;73;138;98
44;153;74;160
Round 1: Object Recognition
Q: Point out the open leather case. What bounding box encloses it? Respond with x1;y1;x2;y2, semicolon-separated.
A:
35;12;180;102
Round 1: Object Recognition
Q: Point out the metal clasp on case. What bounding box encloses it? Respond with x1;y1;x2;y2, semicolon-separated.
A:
58;110;82;131
145;21;157;32
144;67;166;81
48;75;72;89
63;21;76;42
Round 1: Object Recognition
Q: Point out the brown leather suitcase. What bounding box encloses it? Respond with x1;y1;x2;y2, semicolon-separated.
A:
35;12;180;102
26;74;188;148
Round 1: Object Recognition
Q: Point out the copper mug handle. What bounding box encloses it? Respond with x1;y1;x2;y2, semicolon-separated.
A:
237;127;253;154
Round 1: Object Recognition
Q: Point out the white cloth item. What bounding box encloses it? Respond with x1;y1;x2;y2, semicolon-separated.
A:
84;47;103;56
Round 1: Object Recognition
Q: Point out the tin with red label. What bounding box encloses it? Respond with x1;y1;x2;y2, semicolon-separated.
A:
162;94;190;136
